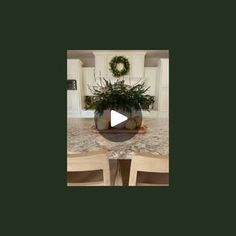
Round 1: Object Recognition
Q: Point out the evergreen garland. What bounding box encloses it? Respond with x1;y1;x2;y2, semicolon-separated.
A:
109;56;130;77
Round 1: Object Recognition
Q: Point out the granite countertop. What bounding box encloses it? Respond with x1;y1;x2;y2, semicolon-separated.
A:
67;118;169;159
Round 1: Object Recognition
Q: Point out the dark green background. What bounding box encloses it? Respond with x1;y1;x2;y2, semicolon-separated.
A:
1;1;235;235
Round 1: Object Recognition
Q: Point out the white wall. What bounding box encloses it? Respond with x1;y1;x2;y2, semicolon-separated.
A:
82;67;95;96
67;53;169;119
67;59;83;117
93;51;146;81
144;67;158;96
158;59;169;118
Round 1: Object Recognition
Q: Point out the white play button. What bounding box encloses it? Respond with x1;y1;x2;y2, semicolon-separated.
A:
111;110;128;127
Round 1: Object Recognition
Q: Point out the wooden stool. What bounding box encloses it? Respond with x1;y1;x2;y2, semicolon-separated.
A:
67;150;111;186
129;153;169;186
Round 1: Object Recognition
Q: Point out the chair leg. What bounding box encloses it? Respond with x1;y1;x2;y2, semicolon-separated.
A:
103;169;111;186
129;168;137;186
114;161;123;186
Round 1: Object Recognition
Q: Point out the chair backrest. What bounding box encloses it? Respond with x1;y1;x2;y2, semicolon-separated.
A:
129;153;169;186
67;150;110;186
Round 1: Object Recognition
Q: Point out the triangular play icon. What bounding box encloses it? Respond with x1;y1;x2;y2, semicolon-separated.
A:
111;110;128;127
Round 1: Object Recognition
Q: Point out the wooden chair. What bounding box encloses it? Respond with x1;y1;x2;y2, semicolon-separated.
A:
129;153;169;186
67;150;111;186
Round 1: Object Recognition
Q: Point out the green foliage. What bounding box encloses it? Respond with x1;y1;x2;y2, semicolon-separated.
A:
109;56;130;77
87;79;155;116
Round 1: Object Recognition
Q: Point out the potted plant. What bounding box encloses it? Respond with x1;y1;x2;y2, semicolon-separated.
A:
86;79;155;130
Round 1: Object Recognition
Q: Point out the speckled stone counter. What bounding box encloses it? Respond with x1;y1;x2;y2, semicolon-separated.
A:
67;118;169;159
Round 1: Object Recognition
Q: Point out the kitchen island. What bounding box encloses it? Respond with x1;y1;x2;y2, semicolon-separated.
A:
67;118;169;185
67;118;169;159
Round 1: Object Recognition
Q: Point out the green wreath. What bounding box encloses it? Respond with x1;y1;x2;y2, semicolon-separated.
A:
109;56;130;77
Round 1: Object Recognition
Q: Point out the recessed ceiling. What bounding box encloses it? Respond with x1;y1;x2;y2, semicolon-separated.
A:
67;50;168;58
67;50;169;67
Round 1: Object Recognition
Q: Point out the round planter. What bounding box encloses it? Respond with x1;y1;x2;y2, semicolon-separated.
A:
96;117;109;130
125;118;137;130
113;109;130;129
